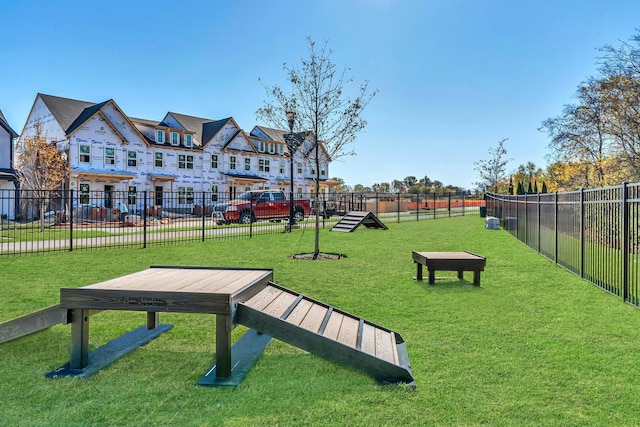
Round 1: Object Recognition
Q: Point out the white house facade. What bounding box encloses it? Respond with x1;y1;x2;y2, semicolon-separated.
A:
0;109;19;219
17;93;335;214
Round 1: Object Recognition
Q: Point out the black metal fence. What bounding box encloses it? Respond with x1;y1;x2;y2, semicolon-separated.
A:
0;189;481;256
485;183;640;308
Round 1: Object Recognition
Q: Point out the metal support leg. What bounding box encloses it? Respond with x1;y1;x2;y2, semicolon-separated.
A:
216;314;232;378
415;263;423;281
70;309;90;369
147;312;159;330
473;271;481;286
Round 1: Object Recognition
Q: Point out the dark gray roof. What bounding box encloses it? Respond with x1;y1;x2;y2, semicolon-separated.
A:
252;125;287;142
39;94;96;134
0;108;18;138
66;100;110;134
167;112;231;145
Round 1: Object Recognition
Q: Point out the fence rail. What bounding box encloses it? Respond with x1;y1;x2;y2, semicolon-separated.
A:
485;183;640;308
0;189;480;256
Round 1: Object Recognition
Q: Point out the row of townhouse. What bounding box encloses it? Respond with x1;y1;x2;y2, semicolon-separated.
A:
5;93;335;218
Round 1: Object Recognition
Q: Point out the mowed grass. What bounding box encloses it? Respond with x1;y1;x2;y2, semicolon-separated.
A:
3;216;640;426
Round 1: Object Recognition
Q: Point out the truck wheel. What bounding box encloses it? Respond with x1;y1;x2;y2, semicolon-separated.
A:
239;211;254;224
293;209;305;223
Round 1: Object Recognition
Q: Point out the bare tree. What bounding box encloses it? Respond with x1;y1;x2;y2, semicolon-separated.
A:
474;138;511;193
257;36;377;258
16;121;66;231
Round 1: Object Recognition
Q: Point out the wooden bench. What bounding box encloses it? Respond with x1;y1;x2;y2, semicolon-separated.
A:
412;251;486;286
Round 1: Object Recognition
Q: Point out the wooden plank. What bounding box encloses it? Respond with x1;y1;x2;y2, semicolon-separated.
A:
284;298;313;327
0;305;65;344
243;286;283;311
336;315;359;348
262;291;298;318
374;329;398;364
299;303;329;333
322;311;344;340
360;322;377;355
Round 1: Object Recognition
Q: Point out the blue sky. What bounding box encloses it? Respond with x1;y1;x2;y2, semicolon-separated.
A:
1;0;639;190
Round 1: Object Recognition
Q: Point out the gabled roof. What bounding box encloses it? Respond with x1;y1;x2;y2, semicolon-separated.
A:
166;112;232;145
251;125;287;143
0;109;18;138
39;94;95;133
66;100;110;134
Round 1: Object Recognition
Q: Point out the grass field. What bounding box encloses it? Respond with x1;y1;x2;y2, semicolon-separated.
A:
3;216;640;426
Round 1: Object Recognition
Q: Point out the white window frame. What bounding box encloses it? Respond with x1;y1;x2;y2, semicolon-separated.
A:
211;185;218;202
154;152;163;168
259;159;270;172
278;144;285;155
178;187;194;205
79;183;90;204
185;134;193;147
79;144;91;163
279;160;285;174
230;156;236;170
259;141;265;152
268;142;275;154
178;154;194;169
244;158;251;171
156;130;165;143
105;147;115;166
127;150;137;167
171;132;179;146
297;162;303;174
211;154;218;169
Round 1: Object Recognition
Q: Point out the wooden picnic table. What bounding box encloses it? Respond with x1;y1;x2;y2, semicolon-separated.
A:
412;251;486;286
55;266;273;381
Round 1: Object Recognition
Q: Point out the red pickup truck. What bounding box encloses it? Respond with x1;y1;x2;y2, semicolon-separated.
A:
212;190;311;225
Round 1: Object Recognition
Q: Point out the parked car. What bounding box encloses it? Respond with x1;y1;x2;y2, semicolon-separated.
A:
212;190;311;225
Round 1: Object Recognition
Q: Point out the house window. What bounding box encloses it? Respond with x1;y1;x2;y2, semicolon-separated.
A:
211;154;218;169
171;132;179;146
268;142;275;154
79;183;90;204
105;147;115;165
79;144;91;163
297;162;303;174
178;187;194;204
320;163;327;177
128;186;137;205
259;141;265;152
278;144;285;155
154;152;163;168
211;185;218;202
127;150;137;167
178;154;194;169
259;159;270;172
244;158;251;171
310;163;316;175
279;161;285;174
185;134;193;147
156;130;165;143
230;156;236;170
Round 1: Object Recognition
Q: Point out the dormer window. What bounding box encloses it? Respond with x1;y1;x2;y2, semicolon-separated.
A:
278;144;285;155
268;142;275;154
259;141;265;152
156;130;165;143
185;134;193;147
171;132;179;146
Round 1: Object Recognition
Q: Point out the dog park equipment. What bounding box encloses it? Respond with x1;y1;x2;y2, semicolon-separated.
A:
1;266;414;387
330;211;388;232
413;251;487;286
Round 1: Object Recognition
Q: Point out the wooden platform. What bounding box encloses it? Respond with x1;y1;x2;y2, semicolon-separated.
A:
412;251;486;286
330;211;388;232
51;266;273;384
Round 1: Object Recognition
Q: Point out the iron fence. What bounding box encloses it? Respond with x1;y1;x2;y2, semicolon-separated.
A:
485;183;640;308
0;189;480;256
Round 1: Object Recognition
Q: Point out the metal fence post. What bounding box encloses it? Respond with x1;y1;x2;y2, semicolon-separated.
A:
580;188;585;279
201;191;206;242
554;191;558;264
69;189;74;252
143;191;147;249
622;182;629;302
537;193;541;253
397;193;400;223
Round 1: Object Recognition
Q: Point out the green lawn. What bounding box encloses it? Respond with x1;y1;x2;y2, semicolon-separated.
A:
2;216;640;426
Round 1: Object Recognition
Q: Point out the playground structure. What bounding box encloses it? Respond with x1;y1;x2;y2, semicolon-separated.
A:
1;266;415;387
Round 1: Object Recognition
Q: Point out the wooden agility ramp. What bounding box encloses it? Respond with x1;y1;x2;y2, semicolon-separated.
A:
330;211;388;232
236;282;414;384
